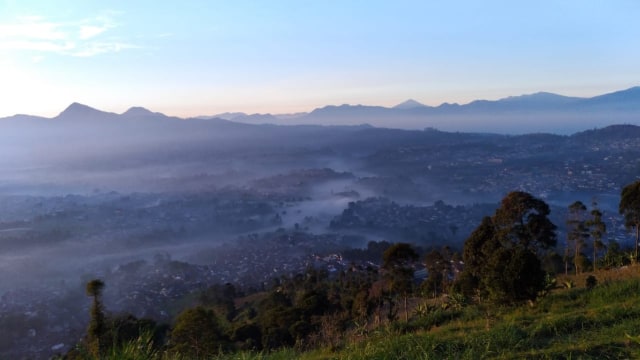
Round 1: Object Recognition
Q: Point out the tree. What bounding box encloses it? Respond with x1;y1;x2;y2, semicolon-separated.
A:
382;243;418;322
170;306;226;358
619;180;640;263
587;201;606;271
423;247;455;298
86;279;106;358
603;239;629;268
105;314;164;350
462;217;496;274
567;201;589;274
493;191;557;252
423;249;446;298
456;191;556;303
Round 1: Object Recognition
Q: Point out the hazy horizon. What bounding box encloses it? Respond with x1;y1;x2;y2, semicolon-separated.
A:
2;85;639;120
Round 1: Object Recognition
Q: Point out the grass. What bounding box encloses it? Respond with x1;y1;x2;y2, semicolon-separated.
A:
87;268;640;359
293;273;640;359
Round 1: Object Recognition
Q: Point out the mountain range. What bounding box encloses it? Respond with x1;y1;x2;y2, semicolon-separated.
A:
2;86;640;134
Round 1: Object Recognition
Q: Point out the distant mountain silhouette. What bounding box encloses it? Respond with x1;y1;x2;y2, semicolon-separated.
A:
292;86;640;133
54;102;118;121
579;86;640;111
229;113;280;124
393;99;427;109
208;112;247;120
2;86;640;134
122;106;158;117
461;92;582;111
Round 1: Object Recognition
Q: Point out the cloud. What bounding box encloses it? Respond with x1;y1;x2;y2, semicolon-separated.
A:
0;17;66;40
72;42;138;57
0;13;136;57
0;40;71;52
79;25;108;40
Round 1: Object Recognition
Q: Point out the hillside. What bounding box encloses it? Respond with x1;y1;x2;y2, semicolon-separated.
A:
65;266;640;359
319;268;640;359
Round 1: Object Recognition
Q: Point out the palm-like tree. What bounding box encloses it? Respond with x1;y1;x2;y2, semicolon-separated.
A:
86;279;106;357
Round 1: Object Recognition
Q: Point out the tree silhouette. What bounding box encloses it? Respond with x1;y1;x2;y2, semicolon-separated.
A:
423;247;455;298
587;201;606;271
86;279;106;357
493;191;557;252
170;306;226;358
567;201;589;274
457;191;556;303
619;180;640;263
382;243;418;322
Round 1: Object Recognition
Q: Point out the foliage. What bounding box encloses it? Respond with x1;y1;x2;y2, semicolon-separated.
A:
423;246;456;298
382;243;419;322
86;279;106;357
169;306;227;358
567;201;589;274
587;201;607;271
65;264;640;360
492;191;557;251
457;192;555;304
620;180;640;262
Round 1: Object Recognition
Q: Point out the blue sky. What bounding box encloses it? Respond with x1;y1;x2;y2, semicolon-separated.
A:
0;0;638;118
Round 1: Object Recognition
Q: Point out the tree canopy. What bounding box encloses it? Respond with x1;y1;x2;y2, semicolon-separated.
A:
85;279;106;357
457;191;556;303
620;180;640;262
493;191;557;252
170;306;227;358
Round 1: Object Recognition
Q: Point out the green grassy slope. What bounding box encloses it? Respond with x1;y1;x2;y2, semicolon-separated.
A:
77;268;640;360
225;274;640;360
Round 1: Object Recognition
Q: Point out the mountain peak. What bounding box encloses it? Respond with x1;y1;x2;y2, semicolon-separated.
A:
393;99;426;109
122;106;155;117
56;102;115;121
499;92;572;102
60;102;96;114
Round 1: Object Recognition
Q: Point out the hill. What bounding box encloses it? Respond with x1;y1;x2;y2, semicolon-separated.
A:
2;86;640;134
73;266;640;359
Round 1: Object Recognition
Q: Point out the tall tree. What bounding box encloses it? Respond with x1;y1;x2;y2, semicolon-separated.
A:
567;201;589;274
456;191;556;303
423;247;456;298
86;279;106;358
170;306;226;358
587;201;606;271
493;191;557;252
382;243;418;322
423;249;446;298
620;180;640;263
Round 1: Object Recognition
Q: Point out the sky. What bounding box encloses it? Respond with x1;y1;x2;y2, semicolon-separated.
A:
0;0;639;118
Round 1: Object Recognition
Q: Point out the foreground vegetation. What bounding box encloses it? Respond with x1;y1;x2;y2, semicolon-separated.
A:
66;267;640;359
